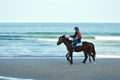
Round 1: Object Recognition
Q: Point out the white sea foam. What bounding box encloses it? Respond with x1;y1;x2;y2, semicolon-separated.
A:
37;36;120;42
95;36;120;41
37;38;58;42
0;76;34;80
96;55;120;58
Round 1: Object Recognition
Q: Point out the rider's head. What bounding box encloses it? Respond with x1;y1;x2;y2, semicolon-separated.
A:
74;26;79;31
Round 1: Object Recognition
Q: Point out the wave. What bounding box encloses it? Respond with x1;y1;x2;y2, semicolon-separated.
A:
25;32;72;35
1;35;120;41
1;55;120;58
0;32;120;41
37;36;120;41
0;76;34;80
1;32;120;36
37;38;58;42
96;55;120;58
95;36;120;41
0;35;24;40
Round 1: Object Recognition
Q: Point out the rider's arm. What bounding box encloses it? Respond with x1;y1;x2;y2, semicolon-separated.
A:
70;32;77;38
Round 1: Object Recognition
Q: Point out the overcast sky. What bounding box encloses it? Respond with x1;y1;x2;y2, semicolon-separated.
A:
0;0;120;23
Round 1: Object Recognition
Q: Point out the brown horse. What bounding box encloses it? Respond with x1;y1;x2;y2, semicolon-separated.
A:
57;35;96;64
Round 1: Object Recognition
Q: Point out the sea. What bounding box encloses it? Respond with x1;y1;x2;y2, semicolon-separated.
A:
0;23;120;58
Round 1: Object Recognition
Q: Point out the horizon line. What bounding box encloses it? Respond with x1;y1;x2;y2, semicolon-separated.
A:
0;22;120;24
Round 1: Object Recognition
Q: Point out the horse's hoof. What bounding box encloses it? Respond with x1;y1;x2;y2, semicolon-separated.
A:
93;62;96;64
81;63;84;65
81;62;85;65
82;61;85;64
69;62;73;65
69;63;72;65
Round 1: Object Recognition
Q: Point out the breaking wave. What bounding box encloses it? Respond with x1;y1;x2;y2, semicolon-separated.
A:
95;36;120;41
0;32;120;41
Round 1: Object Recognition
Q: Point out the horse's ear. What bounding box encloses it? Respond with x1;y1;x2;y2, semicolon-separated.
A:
65;35;67;38
63;35;65;37
63;35;68;38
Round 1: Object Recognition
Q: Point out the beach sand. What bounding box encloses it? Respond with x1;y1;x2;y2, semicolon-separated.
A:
0;57;120;80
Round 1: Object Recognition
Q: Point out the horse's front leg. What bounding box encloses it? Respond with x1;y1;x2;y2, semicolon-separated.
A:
69;52;73;64
66;53;69;62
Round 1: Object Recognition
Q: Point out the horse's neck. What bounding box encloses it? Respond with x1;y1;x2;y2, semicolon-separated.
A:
63;38;72;48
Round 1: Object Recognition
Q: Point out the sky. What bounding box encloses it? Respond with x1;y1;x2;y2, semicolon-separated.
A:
0;0;120;23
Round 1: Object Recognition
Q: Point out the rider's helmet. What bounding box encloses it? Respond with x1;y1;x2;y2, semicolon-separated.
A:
74;26;79;31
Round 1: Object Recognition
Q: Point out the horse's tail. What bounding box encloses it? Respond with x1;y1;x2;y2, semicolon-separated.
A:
90;43;96;62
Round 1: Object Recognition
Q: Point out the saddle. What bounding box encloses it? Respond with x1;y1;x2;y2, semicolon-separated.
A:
72;41;82;47
76;41;82;46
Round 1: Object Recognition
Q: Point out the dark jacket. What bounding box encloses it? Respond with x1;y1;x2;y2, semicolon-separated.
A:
71;30;82;41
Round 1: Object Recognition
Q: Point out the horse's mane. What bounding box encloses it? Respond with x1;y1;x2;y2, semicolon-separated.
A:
61;35;72;42
66;37;72;42
60;35;72;42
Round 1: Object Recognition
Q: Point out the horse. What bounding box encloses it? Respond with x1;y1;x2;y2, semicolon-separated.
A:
57;35;96;64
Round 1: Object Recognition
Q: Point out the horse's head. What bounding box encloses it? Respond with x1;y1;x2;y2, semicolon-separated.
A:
57;35;66;45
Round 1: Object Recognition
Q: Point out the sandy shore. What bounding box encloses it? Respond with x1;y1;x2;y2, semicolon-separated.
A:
0;57;120;80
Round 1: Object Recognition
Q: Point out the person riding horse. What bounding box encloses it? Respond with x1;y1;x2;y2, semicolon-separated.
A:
57;35;96;64
70;26;82;51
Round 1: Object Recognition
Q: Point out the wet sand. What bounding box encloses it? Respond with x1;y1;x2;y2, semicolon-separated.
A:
0;57;120;80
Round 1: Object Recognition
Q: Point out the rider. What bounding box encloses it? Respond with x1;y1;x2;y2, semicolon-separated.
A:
70;26;82;51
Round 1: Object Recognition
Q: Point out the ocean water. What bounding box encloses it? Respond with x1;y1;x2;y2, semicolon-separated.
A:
0;23;120;58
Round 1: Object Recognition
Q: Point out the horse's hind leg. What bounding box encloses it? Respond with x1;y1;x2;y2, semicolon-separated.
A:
89;54;91;63
93;54;96;62
93;55;96;64
90;53;95;63
90;43;96;63
82;53;88;64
